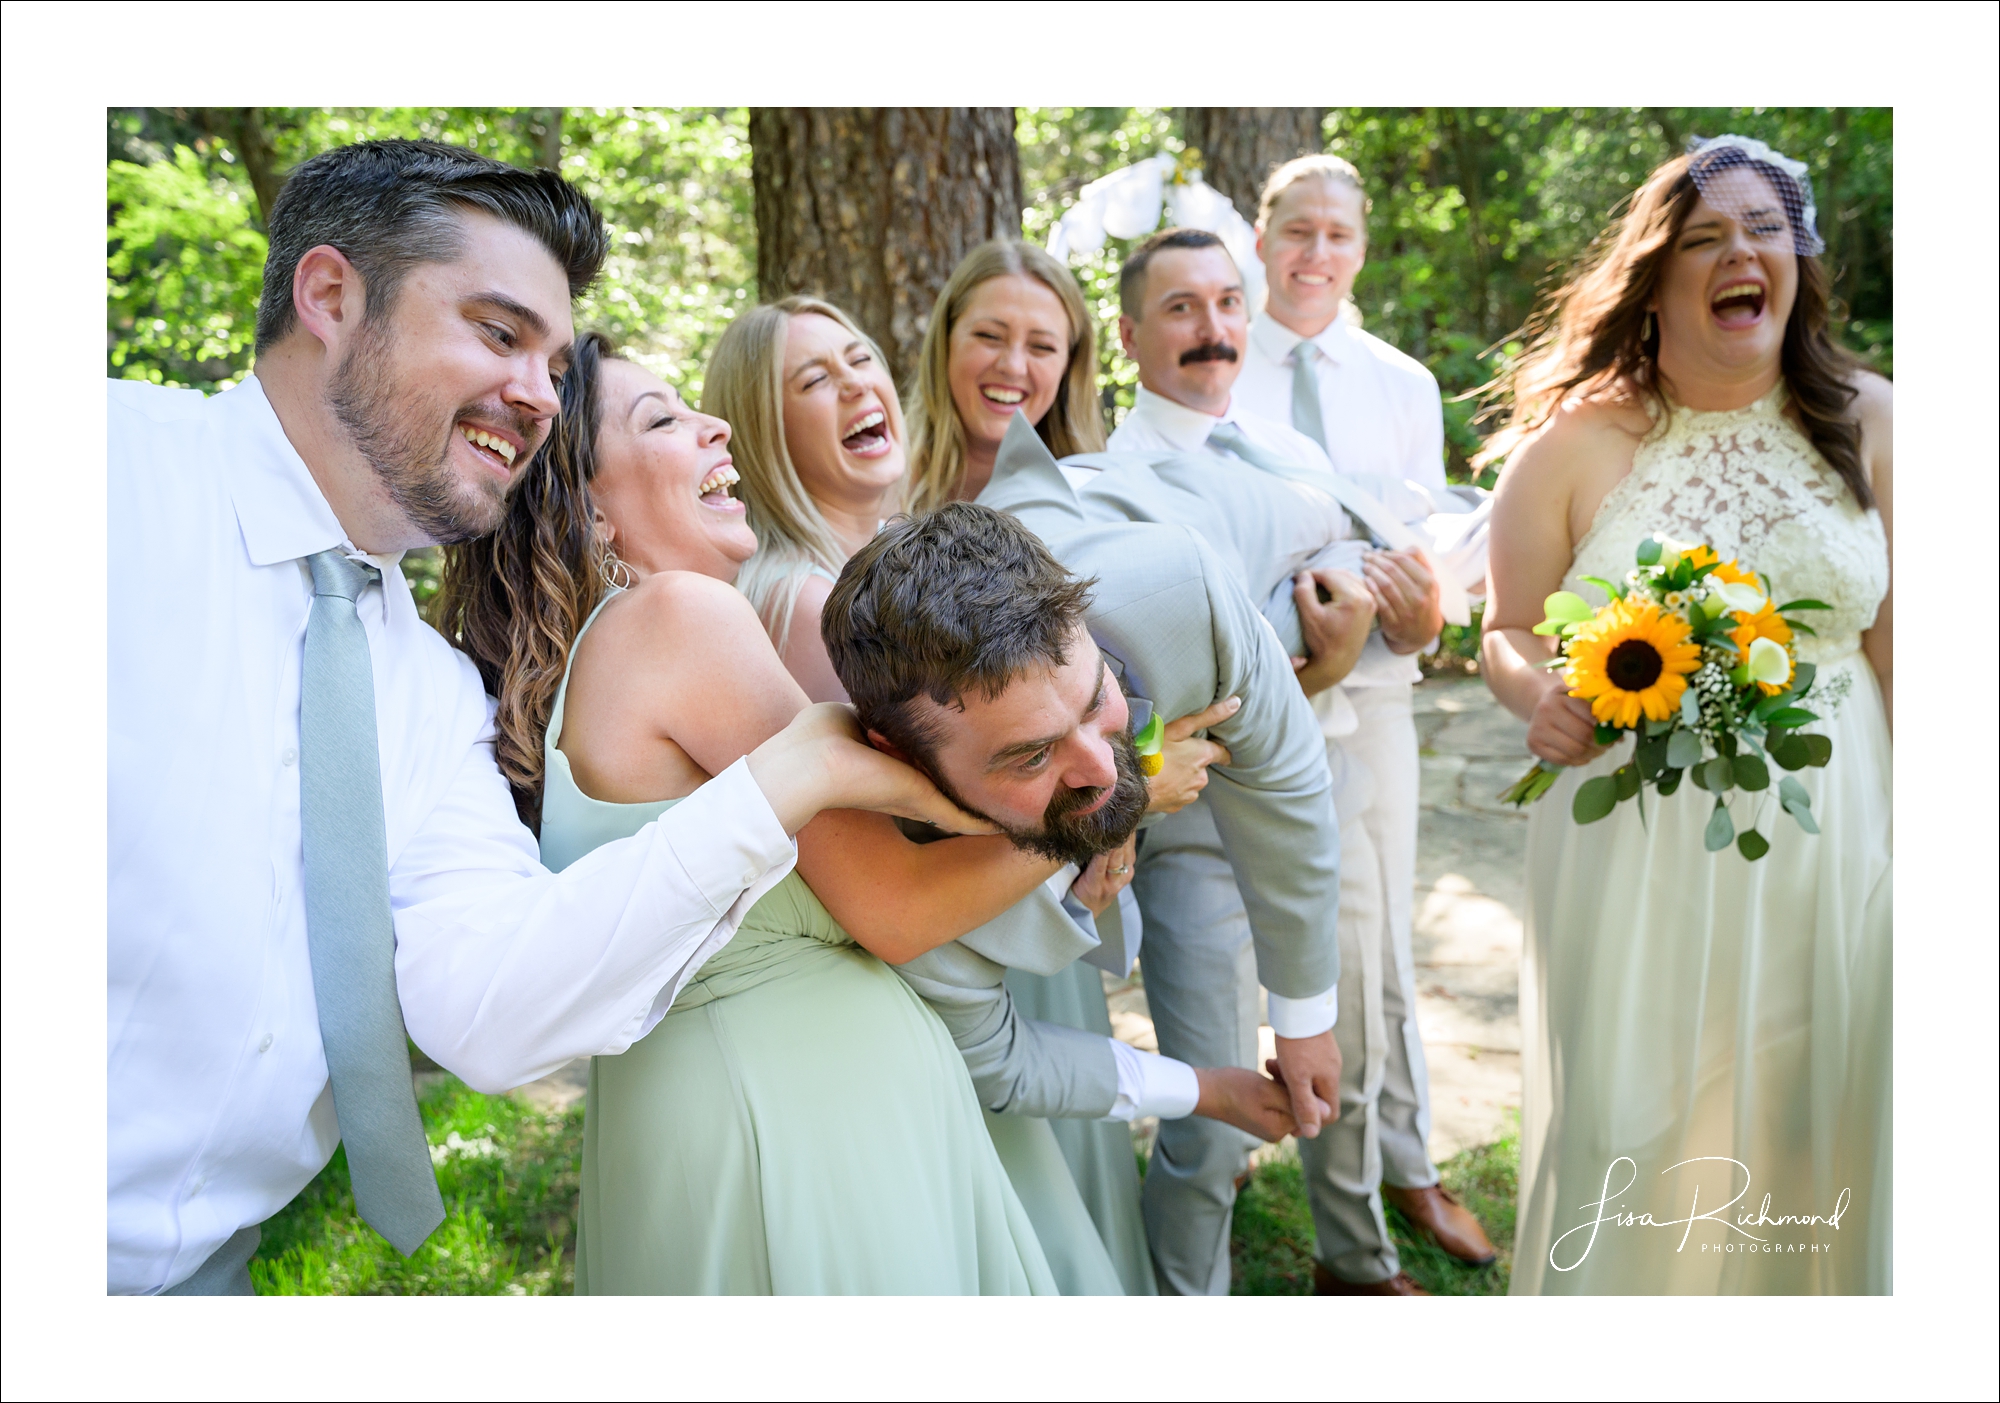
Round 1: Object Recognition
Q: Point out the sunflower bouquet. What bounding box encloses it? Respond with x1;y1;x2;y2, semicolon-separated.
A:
1500;536;1834;860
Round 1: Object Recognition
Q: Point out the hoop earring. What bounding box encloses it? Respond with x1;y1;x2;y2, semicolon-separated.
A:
599;550;635;592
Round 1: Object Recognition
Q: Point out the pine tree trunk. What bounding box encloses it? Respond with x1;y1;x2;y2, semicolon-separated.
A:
749;108;1021;388
1178;109;1325;224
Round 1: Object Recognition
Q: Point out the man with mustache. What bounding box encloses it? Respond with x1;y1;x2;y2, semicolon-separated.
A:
1100;225;1473;1294
107;140;980;1295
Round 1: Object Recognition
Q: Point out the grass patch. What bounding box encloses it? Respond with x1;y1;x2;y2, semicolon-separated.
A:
249;1075;581;1295
1230;1131;1518;1295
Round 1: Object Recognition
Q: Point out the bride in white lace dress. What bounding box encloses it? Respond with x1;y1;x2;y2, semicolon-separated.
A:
1481;137;1891;1295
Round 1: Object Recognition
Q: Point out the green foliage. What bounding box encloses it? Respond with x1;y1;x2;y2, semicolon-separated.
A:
1229;1131;1517;1295
107;145;267;393
1322;107;1891;475
1017;107;1183;426
250;1075;581;1295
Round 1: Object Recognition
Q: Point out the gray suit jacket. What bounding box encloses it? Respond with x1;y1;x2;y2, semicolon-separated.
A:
892;416;1342;1118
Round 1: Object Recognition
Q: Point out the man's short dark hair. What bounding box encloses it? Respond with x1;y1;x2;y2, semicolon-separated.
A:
254;139;608;352
822;503;1094;768
1118;226;1230;320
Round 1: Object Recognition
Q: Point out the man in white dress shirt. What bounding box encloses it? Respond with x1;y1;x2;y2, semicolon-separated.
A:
107;140;972;1295
1107;223;1490;1293
1234;157;1500;1287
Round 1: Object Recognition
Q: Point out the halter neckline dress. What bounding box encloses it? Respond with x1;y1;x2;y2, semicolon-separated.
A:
1511;384;1891;1295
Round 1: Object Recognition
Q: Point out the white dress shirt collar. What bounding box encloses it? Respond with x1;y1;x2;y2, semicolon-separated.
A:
1251;309;1354;369
1128;383;1253;451
220;376;404;573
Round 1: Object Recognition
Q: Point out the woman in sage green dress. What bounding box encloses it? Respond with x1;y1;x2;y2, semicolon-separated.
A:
442;332;1062;1294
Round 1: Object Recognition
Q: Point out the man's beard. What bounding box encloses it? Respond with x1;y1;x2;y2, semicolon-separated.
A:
934;727;1150;868
1179;340;1239;366
327;320;526;545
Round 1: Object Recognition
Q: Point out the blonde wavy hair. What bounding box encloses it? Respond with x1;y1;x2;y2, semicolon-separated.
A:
904;240;1105;515
702;295;891;655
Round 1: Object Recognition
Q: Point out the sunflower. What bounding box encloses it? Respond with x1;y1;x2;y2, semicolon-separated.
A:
1565;598;1703;728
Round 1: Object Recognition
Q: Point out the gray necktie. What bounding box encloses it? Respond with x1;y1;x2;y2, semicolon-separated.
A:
1290;341;1327;451
300;548;444;1256
1206;419;1319;487
1208;419;1381;548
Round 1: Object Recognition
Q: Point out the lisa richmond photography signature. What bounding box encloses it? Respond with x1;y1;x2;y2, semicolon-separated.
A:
1550;1156;1851;1272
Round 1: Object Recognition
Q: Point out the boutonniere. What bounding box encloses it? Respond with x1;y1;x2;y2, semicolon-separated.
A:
1133;710;1165;776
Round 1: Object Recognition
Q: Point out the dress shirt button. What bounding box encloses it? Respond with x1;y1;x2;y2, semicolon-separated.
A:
281;748;298;767
259;1034;274;1053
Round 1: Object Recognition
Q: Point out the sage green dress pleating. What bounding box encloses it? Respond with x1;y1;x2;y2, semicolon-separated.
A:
545;596;1056;1296
1003;963;1158;1295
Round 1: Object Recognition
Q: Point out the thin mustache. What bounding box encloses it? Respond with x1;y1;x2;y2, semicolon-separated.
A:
1179;343;1239;366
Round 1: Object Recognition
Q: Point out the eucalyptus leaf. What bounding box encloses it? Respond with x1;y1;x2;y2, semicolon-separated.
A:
1636;734;1667;780
1615;762;1641;800
1732;753;1770;791
1792;661;1818;696
1764;707;1820;728
1645;717;1676;737
1737;828;1771;860
1594;723;1622;746
1572;775;1620;824
1680;688;1702;726
1771;734;1811;771
1656;767;1683;796
1666;730;1704;769
1803;734;1833;767
1702;757;1735;793
1778;776;1821;834
1635;538;1662;566
1704;800;1735;851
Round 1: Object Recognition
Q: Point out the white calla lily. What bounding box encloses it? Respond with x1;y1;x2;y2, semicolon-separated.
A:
1746;636;1791;686
1711;580;1767;615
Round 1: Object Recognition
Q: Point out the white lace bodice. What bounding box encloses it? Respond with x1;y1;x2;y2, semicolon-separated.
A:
1569;384;1888;663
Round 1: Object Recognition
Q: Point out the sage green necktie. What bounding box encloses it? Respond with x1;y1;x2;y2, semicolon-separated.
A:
1290;340;1328;451
300;548;444;1255
1207;418;1382;548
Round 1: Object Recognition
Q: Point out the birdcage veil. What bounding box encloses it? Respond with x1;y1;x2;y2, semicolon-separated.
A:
1685;134;1825;257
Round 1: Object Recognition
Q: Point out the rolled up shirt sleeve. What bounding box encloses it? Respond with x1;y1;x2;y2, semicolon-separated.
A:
390;752;795;1092
1106;1039;1200;1122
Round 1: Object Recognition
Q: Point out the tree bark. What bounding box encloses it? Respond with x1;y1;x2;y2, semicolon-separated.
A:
193;108;283;230
527;108;564;171
748;108;1022;388
1178;109;1325;224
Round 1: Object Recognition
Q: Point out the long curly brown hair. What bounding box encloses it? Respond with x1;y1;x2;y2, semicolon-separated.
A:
437;330;620;830
1482;151;1874;509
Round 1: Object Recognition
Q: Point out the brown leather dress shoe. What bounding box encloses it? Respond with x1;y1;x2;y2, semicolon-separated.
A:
1313;1263;1429;1295
1383;1183;1498;1266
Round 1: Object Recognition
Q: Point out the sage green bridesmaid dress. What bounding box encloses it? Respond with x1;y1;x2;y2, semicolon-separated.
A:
545;595;1057;1295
